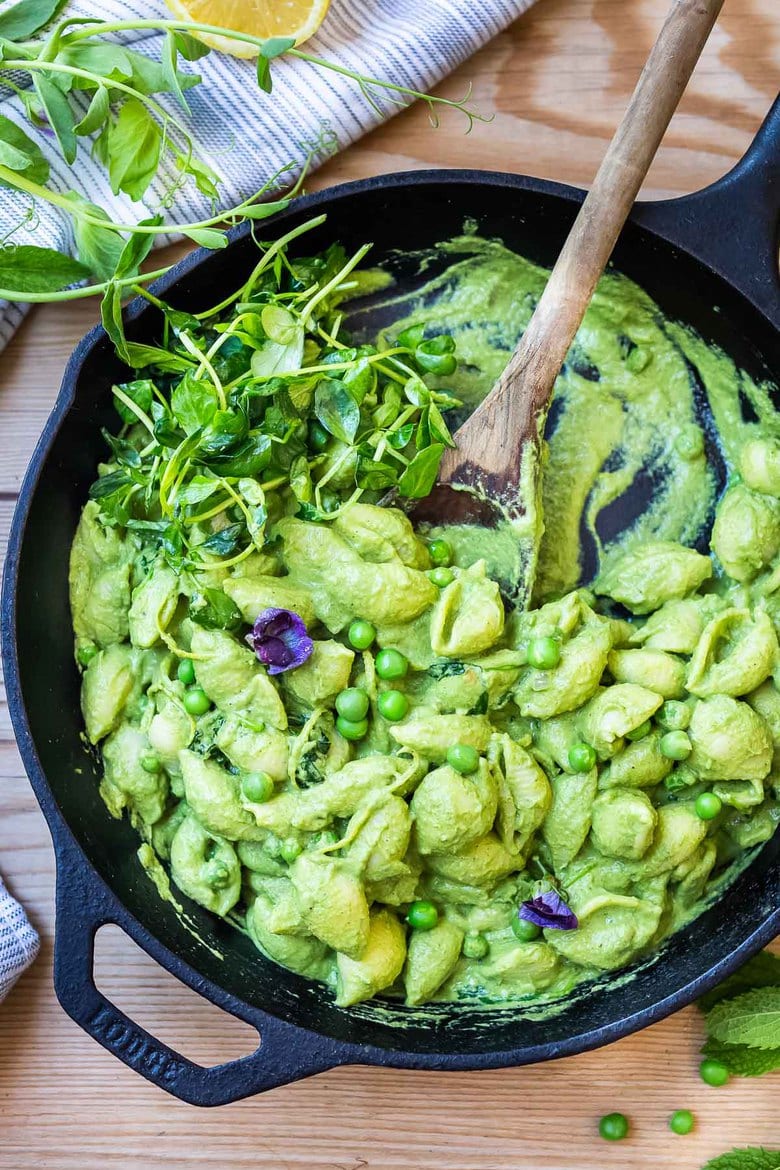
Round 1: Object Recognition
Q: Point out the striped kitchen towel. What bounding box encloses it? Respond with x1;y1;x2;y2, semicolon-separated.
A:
0;0;537;349
0;874;39;1003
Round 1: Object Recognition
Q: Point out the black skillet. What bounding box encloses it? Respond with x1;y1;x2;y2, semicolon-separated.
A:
2;96;779;1106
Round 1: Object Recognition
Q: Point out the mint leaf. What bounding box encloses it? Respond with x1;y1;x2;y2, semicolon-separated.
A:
702;1036;780;1077
0;113;49;184
0;0;66;39
0;245;87;294
107;99;161;201
701;1148;780;1170
707;987;780;1050
699;952;780;1013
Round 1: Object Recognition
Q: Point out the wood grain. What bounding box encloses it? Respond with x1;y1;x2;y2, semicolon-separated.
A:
0;1;778;1167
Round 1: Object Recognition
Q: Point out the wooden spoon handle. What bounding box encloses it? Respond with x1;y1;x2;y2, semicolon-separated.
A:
443;0;725;494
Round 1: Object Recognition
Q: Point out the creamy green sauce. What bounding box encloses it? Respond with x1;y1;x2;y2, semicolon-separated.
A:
363;236;776;599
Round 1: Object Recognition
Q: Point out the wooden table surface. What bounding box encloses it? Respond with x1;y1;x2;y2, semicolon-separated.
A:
1;1;778;1166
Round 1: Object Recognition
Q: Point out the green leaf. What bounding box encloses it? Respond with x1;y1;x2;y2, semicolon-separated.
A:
260;36;296;59
74;85;110;136
256;56;273;94
161;31;189;112
126;49;200;98
398;443;444;499
122;343;195;373
100;282;126;360
189;587;242;631
33;75;76;163
0;0;66;39
356;455;397;491
205;431;272;478
702;1036;780;1077
699;951;780;1013
701;1149;780;1170
112;380;153;426
66;195;124;282
114;218;160;280
181;227;228;250
0;113;49;184
171;371;218;434
707;987;780;1050
0;245;87;295
173;31;211;62
58;42;134;88
240;199;289;221
108;99;161;201
200;523;243;557
314;378;360;445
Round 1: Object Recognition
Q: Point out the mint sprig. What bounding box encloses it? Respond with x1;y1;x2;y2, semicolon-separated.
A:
698;949;780;1076
701;1149;780;1170
0;0;490;303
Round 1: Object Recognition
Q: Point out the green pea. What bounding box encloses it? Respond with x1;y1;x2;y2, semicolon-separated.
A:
280;837;302;864
625;345;650;373
695;792;723;821
462;932;489;960
337;716;369;741
335;687;370;723
378;689;409;722
658;699;690;731
427;538;453;566
429;566;455;588
668;1110;695;1135
202;859;231;890
77;643;98;667
675;426;705;461
598;1113;629;1141
348;619;376;651
699;1058;730;1087
446;743;479;775
405;900;438;930
527;635;561;670
140;754;162;774
626;719;652;741
177;658;196;686
660;730;692;760
308;420;330;451
568;742;596;773
241;771;275;804
512;917;542;942
375;648;408;681
183;686;211;716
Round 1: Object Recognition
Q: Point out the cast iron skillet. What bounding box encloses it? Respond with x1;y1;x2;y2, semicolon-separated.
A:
3;97;780;1107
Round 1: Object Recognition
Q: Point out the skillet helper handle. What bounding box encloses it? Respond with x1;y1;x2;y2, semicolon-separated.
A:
52;857;340;1105
634;94;780;327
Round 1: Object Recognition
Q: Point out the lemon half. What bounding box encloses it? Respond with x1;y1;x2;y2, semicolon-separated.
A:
165;0;331;56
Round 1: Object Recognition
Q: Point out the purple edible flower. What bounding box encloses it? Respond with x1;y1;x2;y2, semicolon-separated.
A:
246;607;313;675
518;888;578;931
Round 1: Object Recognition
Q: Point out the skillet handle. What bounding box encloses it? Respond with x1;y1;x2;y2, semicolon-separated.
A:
52;852;342;1105
632;93;780;328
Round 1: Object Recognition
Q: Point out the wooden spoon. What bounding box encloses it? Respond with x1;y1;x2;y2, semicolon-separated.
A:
407;0;725;604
